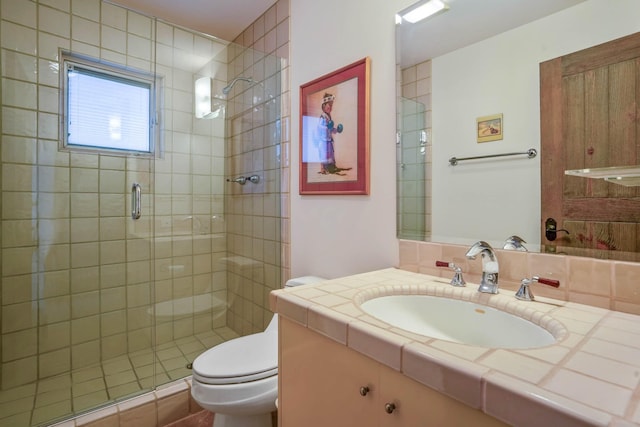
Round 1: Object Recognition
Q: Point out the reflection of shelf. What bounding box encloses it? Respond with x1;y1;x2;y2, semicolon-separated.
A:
565;165;640;187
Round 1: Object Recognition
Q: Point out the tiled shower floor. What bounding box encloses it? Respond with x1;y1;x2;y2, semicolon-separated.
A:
0;327;239;427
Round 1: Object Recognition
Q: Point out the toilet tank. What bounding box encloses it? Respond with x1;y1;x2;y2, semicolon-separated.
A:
285;276;326;288
266;276;327;333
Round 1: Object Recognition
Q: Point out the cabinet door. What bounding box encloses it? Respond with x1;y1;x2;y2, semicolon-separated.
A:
279;318;507;427
378;365;507;427
279;318;379;427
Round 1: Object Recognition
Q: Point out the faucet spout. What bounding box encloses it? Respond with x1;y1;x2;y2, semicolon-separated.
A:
465;241;499;294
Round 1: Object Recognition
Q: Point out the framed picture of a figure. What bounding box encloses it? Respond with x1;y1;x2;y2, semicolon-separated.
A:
299;57;370;195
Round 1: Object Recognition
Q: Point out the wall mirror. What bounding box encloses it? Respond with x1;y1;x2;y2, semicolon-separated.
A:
396;0;640;261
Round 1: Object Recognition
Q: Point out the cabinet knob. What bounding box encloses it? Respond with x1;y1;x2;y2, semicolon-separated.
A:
359;386;370;396
384;402;396;414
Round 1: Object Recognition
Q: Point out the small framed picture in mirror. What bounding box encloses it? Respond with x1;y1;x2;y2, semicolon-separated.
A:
476;113;503;143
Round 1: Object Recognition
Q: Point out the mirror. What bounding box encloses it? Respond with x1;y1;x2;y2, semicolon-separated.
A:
396;0;640;259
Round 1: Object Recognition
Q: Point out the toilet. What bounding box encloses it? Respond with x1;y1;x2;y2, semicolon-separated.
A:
190;276;326;427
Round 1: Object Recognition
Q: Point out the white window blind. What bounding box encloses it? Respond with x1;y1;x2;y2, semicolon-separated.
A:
63;57;154;155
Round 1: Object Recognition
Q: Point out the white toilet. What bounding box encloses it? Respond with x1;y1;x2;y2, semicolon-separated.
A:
190;276;326;427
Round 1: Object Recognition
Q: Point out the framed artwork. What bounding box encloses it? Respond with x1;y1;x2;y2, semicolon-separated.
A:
476;113;503;143
299;57;370;195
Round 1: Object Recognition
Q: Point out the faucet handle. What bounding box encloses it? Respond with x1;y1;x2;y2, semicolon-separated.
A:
536;277;560;288
435;261;466;287
515;276;560;301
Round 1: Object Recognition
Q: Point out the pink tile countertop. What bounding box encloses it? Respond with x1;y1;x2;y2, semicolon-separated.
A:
270;268;640;427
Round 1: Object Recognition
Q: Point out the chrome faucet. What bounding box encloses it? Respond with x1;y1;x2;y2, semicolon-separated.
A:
465;241;499;294
503;235;528;251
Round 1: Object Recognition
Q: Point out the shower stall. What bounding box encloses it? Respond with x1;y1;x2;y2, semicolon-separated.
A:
0;1;282;425
396;57;432;241
397;97;429;240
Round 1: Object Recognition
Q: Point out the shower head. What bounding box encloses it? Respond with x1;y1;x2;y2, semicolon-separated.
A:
222;76;259;95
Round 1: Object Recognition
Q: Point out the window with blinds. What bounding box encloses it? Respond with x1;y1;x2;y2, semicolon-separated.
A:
61;53;157;156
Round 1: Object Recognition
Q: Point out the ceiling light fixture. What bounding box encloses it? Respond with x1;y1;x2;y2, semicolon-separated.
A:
400;0;449;24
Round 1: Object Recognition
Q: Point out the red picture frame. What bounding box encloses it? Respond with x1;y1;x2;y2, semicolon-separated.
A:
299;57;370;195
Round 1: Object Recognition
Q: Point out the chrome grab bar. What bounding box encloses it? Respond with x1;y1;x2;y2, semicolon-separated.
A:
131;183;142;220
449;148;537;166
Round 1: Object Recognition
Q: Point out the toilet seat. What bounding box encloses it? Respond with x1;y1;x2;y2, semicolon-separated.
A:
192;331;277;385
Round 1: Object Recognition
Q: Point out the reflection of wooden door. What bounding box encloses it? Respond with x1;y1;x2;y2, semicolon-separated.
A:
540;32;640;260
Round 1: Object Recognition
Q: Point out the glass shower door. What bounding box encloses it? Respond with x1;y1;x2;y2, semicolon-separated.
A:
0;2;282;426
0;2;158;424
397;97;429;240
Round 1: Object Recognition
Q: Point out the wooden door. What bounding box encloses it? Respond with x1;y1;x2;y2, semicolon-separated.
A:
540;32;640;261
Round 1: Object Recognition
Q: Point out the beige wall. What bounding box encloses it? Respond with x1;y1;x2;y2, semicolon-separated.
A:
225;0;290;334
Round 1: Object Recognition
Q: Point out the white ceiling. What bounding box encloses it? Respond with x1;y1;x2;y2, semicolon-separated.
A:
399;0;586;66
110;0;585;64
109;0;277;41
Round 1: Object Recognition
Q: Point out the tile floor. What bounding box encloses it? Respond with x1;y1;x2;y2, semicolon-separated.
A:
164;410;214;427
0;327;239;427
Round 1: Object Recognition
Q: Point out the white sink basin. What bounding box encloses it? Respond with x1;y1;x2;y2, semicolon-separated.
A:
360;295;556;349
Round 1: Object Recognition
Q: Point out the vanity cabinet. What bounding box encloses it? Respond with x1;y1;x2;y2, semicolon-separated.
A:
278;317;506;427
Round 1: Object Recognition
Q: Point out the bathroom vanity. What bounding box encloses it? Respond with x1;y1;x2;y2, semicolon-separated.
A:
279;317;505;426
271;269;640;426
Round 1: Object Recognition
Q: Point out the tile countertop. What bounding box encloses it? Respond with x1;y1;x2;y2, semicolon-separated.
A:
270;268;640;427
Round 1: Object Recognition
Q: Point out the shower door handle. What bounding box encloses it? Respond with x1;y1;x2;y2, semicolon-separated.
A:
132;183;142;220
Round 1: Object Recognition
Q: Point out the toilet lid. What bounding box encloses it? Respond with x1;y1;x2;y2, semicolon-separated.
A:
192;331;278;385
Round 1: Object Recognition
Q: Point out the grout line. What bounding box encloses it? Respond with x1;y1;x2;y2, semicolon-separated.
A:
0;330;225;427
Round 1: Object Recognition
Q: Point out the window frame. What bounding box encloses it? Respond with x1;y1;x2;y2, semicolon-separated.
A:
59;51;160;157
